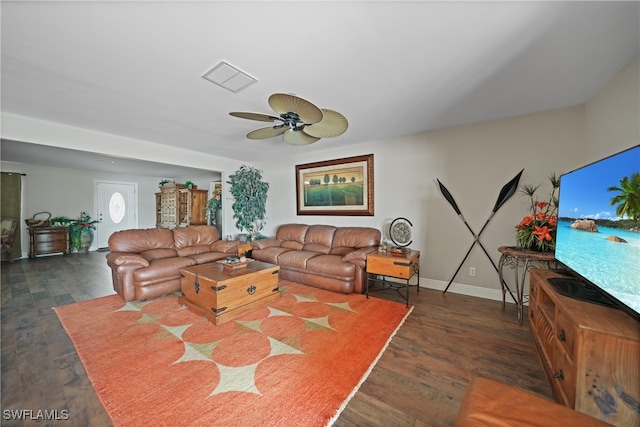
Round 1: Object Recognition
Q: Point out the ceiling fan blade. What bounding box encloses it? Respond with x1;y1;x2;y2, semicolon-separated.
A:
229;112;281;122
303;109;349;138
247;126;287;140
283;129;320;146
268;93;323;124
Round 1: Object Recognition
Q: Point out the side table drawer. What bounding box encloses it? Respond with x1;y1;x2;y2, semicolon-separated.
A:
35;241;67;254
367;256;417;279
33;232;67;243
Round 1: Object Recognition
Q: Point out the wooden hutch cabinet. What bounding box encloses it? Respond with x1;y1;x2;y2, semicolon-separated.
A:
178;188;207;227
156;184;208;228
528;268;639;426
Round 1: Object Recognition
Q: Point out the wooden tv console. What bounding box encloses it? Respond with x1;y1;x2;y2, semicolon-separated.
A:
528;269;640;426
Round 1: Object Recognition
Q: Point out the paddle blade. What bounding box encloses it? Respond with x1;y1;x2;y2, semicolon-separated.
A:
436;179;462;216
492;169;524;213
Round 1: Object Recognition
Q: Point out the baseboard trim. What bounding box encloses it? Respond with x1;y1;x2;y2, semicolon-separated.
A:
418;277;517;305
377;274;516;305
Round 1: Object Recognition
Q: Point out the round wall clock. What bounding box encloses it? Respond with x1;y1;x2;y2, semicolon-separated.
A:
389;217;413;247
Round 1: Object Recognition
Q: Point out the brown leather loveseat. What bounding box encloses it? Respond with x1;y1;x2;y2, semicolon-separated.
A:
250;224;380;294
106;226;238;301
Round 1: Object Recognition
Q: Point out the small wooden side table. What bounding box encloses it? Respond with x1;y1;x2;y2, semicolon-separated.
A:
366;249;420;307
497;246;556;324
237;243;253;257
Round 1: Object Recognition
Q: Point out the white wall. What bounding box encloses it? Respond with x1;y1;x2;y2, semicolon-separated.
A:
0;113;252;256
585;57;639;161
254;106;585;300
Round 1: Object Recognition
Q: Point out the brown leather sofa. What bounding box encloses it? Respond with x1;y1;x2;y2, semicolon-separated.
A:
250;224;380;294
106;226;238;301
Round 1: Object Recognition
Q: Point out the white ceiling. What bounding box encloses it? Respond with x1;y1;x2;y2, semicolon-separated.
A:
1;1;639;176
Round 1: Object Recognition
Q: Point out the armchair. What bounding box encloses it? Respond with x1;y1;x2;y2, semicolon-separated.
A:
1;218;18;262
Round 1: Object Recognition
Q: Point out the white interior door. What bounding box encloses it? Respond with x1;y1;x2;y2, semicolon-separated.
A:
96;181;137;249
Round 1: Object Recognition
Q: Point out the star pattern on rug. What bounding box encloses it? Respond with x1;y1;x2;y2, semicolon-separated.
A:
112;290;357;397
208;336;303;396
114;300;150;312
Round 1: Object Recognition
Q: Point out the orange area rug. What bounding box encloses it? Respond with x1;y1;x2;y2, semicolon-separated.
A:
55;281;412;426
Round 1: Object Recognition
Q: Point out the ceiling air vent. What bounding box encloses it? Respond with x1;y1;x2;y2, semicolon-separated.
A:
201;61;257;93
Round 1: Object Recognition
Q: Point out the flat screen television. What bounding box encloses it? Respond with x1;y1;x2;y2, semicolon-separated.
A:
552;145;640;322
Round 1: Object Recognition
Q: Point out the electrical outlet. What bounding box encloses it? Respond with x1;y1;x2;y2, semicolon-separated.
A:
469;267;476;276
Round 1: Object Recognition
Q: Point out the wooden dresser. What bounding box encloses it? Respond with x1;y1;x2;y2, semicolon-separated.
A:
529;268;640;426
28;226;70;259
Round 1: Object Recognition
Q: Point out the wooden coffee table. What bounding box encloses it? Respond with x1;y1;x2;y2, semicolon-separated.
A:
180;260;280;325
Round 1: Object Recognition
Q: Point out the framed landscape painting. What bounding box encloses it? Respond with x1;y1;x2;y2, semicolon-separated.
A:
295;154;374;216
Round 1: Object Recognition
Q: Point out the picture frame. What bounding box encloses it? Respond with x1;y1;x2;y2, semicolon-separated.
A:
295;154;374;216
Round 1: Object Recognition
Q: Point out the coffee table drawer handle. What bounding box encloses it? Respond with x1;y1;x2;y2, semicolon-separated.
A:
247;285;256;295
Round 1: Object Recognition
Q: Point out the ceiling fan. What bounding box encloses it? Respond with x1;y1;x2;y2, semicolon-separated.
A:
229;93;348;146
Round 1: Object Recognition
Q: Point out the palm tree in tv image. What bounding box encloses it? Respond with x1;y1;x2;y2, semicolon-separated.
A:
607;171;640;222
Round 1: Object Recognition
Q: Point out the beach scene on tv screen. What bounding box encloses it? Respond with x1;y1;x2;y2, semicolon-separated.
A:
555;146;640;314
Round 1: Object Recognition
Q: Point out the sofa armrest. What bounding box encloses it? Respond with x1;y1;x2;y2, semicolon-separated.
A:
210;240;239;254
455;376;610;427
252;238;281;250
341;247;377;268
106;252;150;268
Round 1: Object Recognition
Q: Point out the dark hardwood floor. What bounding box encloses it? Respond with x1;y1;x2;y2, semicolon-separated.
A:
1;252;553;426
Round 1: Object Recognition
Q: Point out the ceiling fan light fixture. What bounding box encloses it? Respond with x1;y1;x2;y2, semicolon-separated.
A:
202;61;257;93
229;93;347;146
283;129;320;146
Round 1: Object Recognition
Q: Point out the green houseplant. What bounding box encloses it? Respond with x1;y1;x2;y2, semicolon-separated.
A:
50;216;73;227
227;165;269;239
69;211;100;253
206;185;222;222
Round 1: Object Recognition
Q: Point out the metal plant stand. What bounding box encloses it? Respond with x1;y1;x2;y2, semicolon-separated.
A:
497;246;557;324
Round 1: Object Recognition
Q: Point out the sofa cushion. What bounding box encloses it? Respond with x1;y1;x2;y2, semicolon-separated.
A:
140;248;178;261
176;245;212;257
302;225;336;254
332;227;380;248
281;240;304;250
276;224;309;243
109;227;174;253
306;254;356;279
302;243;332;254
275;250;321;270
251;247;291;264
173;226;219;248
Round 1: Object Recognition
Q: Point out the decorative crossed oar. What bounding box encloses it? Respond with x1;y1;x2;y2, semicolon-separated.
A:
437;169;524;303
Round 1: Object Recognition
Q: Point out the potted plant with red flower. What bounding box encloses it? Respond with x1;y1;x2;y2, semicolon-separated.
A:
515;174;559;252
69;211;100;253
